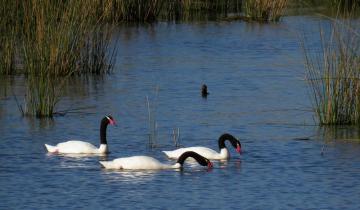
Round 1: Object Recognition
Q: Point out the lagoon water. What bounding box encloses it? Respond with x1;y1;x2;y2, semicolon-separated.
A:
1;16;360;209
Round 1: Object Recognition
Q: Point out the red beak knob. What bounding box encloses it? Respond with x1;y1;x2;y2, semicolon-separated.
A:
236;144;242;154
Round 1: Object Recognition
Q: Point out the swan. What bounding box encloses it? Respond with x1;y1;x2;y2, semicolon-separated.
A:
162;133;241;160
44;115;116;154
99;151;213;170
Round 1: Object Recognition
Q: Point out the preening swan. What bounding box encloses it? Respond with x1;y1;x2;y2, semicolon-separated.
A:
163;133;241;160
44;115;116;154
99;151;213;170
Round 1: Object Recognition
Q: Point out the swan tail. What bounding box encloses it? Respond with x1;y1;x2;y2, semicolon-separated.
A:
99;161;119;169
44;144;58;153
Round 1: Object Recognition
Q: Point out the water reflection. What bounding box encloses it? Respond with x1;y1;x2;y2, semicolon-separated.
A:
317;126;360;141
101;169;157;183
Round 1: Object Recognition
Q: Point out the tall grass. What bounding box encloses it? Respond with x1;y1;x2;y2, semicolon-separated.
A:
303;20;360;125
98;0;164;22
20;1;90;117
331;0;360;10
20;0;116;117
79;25;117;75
97;0;242;22
164;0;242;21
243;0;288;22
0;0;19;74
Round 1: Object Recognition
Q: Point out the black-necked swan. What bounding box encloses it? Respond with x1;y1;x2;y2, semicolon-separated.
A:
99;151;213;170
44;115;116;154
162;133;241;160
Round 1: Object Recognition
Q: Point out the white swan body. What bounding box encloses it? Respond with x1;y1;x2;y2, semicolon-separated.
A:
100;156;180;170
163;147;229;160
162;133;241;160
100;151;212;170
45;141;107;154
44;115;115;154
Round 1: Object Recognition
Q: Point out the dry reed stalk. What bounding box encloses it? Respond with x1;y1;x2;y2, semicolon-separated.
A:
243;0;288;22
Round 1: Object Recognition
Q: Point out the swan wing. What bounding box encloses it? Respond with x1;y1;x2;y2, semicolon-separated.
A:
56;140;98;154
163;146;221;159
109;156;172;170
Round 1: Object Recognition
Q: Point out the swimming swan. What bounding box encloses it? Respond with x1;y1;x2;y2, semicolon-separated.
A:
162;133;241;160
44;115;116;154
99;151;213;170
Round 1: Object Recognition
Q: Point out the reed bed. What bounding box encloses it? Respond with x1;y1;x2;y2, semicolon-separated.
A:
331;0;360;10
97;0;242;22
243;0;288;22
164;0;242;21
303;20;360;125
19;0;117;117
20;1;89;117
99;0;162;22
79;25;117;75
0;0;19;74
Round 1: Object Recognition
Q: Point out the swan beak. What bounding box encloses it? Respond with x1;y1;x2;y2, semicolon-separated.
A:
236;144;242;154
109;119;117;126
208;161;213;168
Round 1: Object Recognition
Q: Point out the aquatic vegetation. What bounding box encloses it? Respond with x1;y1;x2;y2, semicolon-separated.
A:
79;25;117;75
98;0;162;22
146;94;158;148
6;0;117;117
243;0;288;22
303;19;360;125
97;0;242;22
21;0;94;117
331;0;360;10
0;0;19;74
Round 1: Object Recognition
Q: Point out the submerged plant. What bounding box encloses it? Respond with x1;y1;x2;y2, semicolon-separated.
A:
303;19;360;125
243;0;288;22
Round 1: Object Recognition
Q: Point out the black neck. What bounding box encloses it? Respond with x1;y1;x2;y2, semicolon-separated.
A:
218;133;238;149
177;151;208;166
100;118;109;145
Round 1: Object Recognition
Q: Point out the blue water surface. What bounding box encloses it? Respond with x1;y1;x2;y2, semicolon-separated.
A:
1;16;360;209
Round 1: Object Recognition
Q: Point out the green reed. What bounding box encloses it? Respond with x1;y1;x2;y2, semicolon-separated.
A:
20;0;117;117
303;19;360;125
243;0;288;22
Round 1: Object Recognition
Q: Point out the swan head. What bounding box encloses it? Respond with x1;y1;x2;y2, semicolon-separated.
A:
105;115;116;126
233;140;242;154
177;151;213;169
218;133;242;154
